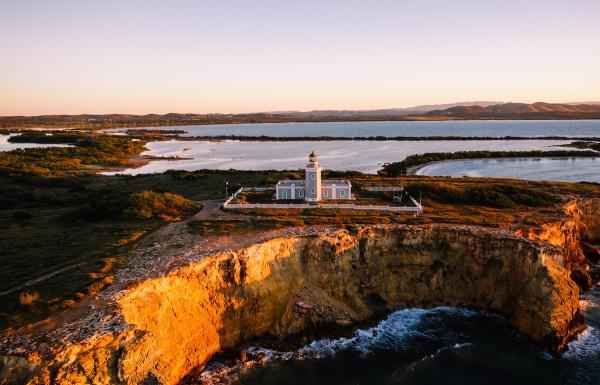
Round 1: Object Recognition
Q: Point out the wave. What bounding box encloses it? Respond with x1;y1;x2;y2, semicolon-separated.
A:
563;326;600;360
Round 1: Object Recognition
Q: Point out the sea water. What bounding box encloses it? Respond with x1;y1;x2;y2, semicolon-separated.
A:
198;286;600;385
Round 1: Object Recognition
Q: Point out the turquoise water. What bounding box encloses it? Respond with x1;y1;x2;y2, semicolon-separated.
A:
417;157;600;183
107;120;600;138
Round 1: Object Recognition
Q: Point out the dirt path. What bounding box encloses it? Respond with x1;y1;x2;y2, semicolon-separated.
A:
0;261;87;297
188;200;223;222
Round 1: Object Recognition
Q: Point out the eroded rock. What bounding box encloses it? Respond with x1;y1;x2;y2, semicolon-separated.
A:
0;224;585;385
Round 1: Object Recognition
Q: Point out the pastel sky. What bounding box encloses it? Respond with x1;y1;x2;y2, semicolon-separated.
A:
1;0;599;115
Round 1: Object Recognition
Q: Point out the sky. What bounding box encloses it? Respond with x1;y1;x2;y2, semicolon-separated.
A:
1;0;600;116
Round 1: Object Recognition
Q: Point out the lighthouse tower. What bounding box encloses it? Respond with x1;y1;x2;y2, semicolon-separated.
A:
304;151;322;201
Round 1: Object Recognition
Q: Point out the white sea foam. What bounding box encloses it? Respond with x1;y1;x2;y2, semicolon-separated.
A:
563;326;600;360
247;307;477;361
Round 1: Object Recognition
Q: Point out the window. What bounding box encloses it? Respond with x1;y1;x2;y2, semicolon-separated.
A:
340;190;346;197
282;190;288;199
310;173;315;180
323;190;328;198
299;189;304;197
311;188;315;195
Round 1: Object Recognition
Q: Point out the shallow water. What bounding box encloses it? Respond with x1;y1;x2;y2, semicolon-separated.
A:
223;285;600;385
106;139;573;175
0;134;72;151
417;157;600;183
103;119;600;138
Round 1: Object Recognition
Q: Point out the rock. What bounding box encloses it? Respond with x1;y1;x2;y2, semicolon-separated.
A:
294;301;311;315
581;242;600;264
0;224;586;385
570;265;593;290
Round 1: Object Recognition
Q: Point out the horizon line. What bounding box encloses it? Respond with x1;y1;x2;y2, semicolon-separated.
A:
3;100;600;118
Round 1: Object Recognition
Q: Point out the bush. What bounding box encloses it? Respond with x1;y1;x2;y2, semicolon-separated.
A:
123;191;199;221
405;182;557;208
18;291;40;306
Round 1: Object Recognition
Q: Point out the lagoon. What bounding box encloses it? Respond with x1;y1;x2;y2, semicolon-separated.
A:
104;119;600;138
108;139;574;175
416;157;600;183
0;134;73;152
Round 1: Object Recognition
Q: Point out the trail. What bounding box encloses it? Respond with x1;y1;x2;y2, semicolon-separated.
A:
0;202;223;298
0;261;87;297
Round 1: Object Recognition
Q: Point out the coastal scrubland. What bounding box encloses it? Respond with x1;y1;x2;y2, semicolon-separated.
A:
3;169;599;330
1;131;599;331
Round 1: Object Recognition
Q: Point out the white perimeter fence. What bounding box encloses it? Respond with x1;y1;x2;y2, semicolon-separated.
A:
223;187;422;213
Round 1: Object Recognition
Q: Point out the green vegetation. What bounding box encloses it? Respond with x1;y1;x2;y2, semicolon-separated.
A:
123;191;199;221
563;141;600;151
1;134;147;176
379;150;599;176
404;182;557;209
0;113;454;130
0;168;322;328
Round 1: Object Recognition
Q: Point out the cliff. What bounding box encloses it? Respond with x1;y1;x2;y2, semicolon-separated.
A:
519;198;600;288
0;225;584;385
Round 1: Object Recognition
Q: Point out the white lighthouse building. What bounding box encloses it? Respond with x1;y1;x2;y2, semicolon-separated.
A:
275;151;352;201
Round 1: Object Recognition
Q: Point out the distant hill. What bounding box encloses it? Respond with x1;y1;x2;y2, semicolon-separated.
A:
3;101;600;129
270;101;503;117
566;101;600;106
422;102;600;119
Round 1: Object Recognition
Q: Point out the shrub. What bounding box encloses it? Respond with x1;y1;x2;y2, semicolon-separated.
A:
123;190;199;221
18;291;40;306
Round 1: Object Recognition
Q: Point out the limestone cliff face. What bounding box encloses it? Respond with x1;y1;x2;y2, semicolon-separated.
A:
0;225;583;385
520;199;600;265
564;199;600;243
